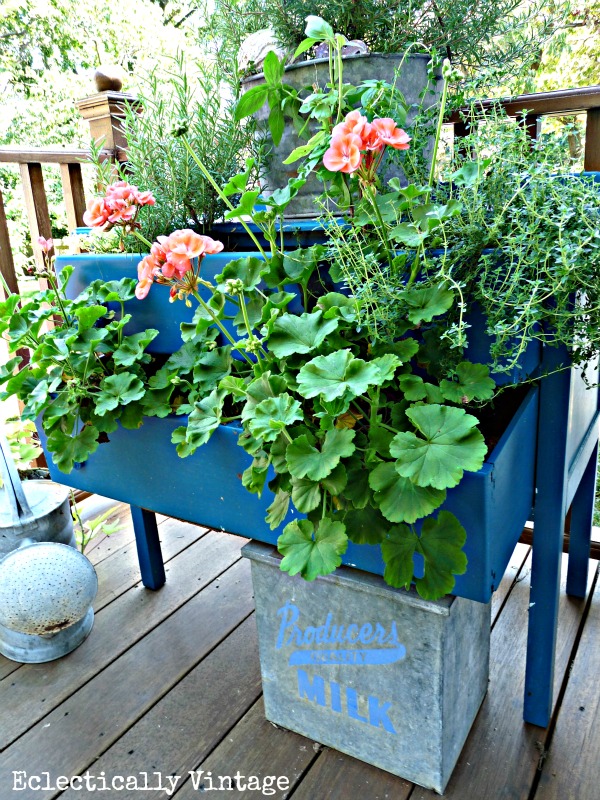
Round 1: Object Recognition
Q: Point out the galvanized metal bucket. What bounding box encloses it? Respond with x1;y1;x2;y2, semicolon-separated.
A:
0;431;75;557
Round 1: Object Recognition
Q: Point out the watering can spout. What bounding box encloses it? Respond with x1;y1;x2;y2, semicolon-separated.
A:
0;430;36;528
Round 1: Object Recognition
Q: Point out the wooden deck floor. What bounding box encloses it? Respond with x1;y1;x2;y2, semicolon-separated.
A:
1;496;598;800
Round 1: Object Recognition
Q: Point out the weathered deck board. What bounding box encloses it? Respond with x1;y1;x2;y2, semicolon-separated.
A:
58;616;263;800
93;518;208;611
534;575;600;800
174;699;319;800
0;531;245;751
1;508;598;800
0;558;253;799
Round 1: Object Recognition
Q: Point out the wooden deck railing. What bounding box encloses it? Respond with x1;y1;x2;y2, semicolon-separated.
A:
0;146;103;290
449;85;600;170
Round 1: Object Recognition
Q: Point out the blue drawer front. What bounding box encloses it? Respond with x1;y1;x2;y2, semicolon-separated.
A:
40;388;538;604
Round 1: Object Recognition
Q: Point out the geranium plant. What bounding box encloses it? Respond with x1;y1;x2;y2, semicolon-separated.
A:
0;235;160;472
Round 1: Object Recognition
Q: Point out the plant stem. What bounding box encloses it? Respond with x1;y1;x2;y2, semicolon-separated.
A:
180;136;269;261
192;291;254;366
363;181;394;269
427;63;450;189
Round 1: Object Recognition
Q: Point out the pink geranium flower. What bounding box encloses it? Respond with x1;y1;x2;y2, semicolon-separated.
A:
135;255;159;299
332;110;369;139
135;230;225;302
84;182;156;230
135;190;156;206
37;236;54;254
83;196;110;228
323;133;363;174
370;118;411;150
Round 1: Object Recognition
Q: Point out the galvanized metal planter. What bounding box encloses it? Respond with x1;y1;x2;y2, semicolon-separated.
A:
242;54;443;217
243;541;491;793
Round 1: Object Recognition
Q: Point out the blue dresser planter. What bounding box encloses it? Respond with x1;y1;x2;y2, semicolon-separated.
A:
38;384;538;604
50;241;546;605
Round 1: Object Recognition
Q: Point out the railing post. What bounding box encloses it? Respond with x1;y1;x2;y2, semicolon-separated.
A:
584;108;600;171
0;188;18;297
75;91;140;166
60;163;87;231
19;163;53;272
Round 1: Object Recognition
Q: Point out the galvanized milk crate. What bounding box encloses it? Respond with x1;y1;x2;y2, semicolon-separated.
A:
243;542;491;793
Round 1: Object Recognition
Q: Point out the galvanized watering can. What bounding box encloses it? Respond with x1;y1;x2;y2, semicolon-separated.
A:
0;430;76;556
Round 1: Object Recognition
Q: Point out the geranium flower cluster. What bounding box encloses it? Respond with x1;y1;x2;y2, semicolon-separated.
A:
83;181;156;229
136;229;224;302
323;110;410;180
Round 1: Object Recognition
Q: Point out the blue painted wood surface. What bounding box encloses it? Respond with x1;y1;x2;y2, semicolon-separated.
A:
39;386;539;605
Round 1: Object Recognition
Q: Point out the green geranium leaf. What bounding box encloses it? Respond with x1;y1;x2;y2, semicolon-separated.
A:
403;284;454;324
371;354;402;383
415;511;468;600
0;356;21;384
165;338;206;373
389;222;428;248
372;338;420;363
342;459;372;508
291;476;322;513
399;375;443;403
390;404;487;489
368;424;393;458
369;462;446;523
297;349;381;401
215;256;266;292
242;372;289;422
119;401;145;429
316;292;357;322
344;506;388;545
266;489;290;529
269;311;338;358
278;518;348;581
283;245;325;285
113;329;159;366
140;385;174;418
192;346;232;393
183;388;226;454
46;425;99;473
96;372;145;416
440;362;495;403
381;525;417;590
219;375;248;399
75;305;107;331
270;433;290;474
83;407;119;434
242;456;270;495
86;278;137;303
287;427;355;481
321;463;347;495
249;394;304;442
